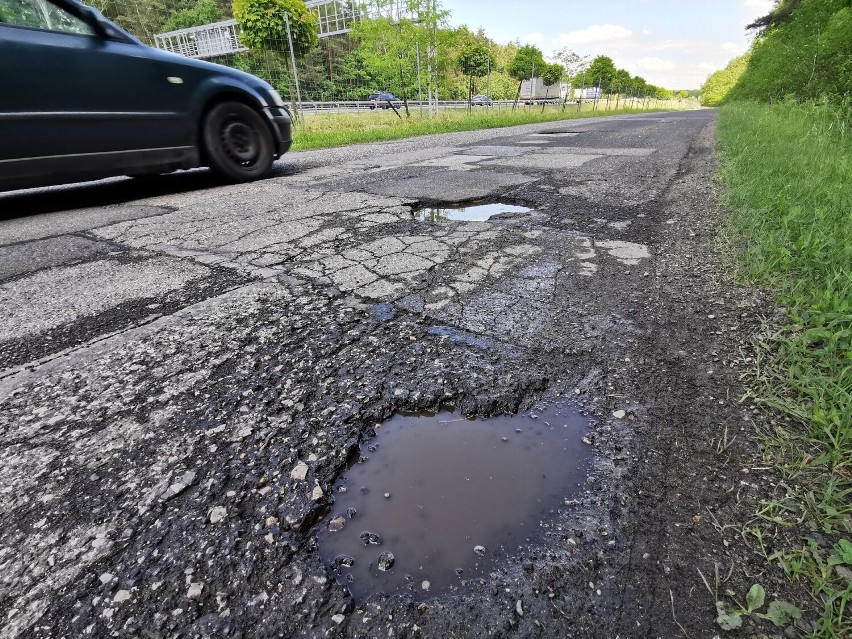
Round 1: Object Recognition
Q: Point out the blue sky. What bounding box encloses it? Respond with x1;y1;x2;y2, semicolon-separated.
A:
441;0;774;90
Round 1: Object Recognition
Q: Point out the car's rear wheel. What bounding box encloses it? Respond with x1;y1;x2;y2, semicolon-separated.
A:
202;101;274;182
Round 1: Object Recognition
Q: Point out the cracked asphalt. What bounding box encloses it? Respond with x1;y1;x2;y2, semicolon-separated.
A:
0;110;793;638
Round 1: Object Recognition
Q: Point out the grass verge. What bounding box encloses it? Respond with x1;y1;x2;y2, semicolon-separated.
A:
717;101;852;637
290;102;684;151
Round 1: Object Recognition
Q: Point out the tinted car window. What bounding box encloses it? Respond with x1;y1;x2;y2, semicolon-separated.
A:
0;0;94;35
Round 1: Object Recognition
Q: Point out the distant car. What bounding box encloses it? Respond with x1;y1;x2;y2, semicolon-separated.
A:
367;92;401;109
0;0;292;190
470;95;492;106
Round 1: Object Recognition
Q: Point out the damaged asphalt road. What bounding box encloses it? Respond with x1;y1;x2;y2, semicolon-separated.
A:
0;111;792;638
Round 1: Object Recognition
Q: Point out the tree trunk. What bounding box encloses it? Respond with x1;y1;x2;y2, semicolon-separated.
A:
512;80;522;112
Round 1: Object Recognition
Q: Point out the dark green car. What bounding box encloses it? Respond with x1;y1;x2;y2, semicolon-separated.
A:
0;0;292;190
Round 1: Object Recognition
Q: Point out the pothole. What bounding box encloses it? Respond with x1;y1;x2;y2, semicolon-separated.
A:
317;404;591;603
413;202;532;222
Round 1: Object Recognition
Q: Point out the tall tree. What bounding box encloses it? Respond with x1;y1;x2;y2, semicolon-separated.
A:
351;0;450;114
507;44;545;109
551;47;589;78
507;44;545;80
456;41;491;101
540;62;563;109
585;55;617;89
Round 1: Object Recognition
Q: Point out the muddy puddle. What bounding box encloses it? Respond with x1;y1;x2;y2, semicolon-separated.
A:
414;202;532;222
317;404;591;603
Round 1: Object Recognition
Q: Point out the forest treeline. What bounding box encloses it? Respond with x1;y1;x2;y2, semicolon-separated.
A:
89;0;685;102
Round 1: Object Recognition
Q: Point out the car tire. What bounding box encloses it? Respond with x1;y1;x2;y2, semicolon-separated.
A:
202;101;274;183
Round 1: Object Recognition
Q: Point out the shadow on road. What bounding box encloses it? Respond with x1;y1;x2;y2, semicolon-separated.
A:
0;163;301;220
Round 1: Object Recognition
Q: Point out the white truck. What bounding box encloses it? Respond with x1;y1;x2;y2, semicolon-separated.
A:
521;77;568;103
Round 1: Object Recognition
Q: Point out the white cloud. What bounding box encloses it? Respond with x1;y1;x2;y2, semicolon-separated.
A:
641;28;652;35
524;32;544;43
553;24;633;46
637;57;676;71
696;62;718;71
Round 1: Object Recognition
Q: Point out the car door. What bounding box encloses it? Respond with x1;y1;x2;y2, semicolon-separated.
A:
0;0;194;182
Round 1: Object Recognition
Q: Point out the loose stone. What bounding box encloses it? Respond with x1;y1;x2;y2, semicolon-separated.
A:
290;461;309;481
377;551;395;571
474;545;487;556
359;531;382;545
327;515;346;532
187;583;204;601
209;506;227;524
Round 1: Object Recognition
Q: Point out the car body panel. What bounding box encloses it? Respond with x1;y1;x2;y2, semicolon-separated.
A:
0;0;291;190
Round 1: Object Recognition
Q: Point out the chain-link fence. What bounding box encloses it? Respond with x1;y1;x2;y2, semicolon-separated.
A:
86;0;694;119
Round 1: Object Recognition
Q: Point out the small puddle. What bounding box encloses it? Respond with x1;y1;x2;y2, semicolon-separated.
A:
414;202;532;222
317;404;591;603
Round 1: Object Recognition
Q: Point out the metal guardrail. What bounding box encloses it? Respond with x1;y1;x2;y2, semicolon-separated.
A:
296;99;594;113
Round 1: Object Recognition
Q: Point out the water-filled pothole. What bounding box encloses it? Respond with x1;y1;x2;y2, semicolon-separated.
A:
414;202;532;222
317;404;591;603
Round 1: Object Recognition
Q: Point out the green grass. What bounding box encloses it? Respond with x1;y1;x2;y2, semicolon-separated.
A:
289;100;688;151
717;101;852;637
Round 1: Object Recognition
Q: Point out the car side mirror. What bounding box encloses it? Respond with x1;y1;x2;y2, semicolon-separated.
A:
76;5;132;43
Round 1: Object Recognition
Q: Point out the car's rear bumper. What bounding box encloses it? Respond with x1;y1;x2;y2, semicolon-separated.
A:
266;107;292;156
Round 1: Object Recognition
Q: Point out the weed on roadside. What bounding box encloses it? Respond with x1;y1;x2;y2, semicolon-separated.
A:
290;104;685;151
717;101;852;636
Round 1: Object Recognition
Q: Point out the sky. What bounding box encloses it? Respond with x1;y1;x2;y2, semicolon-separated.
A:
441;0;775;90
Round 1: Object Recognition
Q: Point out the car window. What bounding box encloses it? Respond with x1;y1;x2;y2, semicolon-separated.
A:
0;0;95;35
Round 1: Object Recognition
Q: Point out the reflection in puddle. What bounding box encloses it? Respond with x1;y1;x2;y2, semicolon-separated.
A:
317;405;590;603
414;202;532;222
